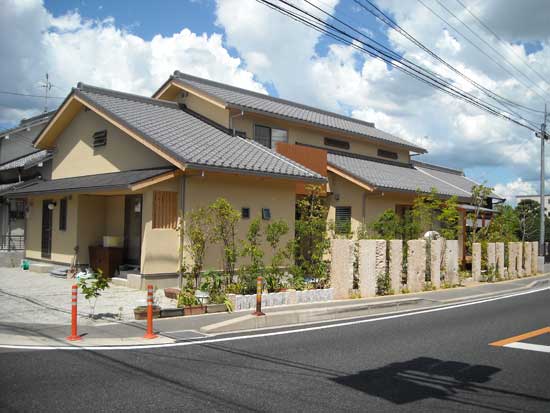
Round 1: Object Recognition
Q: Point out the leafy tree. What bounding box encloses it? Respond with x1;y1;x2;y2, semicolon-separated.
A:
184;207;211;288
438;196;461;240
411;188;440;238
516;199;541;241
486;204;519;242
266;219;290;272
209;198;240;279
240;217;264;278
78;270;110;318
293;185;330;285
371;209;402;240
468;183;493;245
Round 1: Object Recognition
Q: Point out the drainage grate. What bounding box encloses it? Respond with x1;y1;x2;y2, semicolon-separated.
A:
162;330;210;341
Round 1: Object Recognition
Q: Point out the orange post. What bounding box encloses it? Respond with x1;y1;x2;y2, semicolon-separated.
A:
66;284;81;341
143;284;158;339
252;276;265;316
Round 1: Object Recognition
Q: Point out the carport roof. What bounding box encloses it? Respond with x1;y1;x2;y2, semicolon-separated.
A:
5;167;175;197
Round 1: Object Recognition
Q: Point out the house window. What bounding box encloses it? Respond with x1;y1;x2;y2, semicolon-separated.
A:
254;125;288;149
153;191;178;229
324;137;350;150
59;198;67;231
9;199;25;220
335;206;351;234
378;149;398;160
93;130;107;148
235;130;247;138
241;207;250;219
262;208;271;220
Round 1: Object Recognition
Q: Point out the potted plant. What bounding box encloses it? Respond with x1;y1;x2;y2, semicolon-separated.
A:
177;289;205;315
206;292;234;313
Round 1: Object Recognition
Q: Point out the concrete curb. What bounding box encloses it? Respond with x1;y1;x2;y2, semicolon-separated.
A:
200;276;550;334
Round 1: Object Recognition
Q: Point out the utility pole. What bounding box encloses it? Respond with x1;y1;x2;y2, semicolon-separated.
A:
538;103;548;269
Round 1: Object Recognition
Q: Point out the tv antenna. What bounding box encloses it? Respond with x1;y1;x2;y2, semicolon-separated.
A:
40;73;53;113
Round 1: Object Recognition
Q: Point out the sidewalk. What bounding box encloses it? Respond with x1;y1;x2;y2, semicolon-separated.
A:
1;272;548;348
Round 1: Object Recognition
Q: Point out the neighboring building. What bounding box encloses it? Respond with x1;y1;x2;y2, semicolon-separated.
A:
0;112;54;250
516;195;550;217
7;72;503;285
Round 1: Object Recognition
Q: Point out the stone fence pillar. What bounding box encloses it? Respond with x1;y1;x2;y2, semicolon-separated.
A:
531;242;538;274
495;242;505;278
430;239;442;289
330;239;354;299
472;243;482;281
517;242;524;277
407;239;426;292
389;240;403;294
445;240;459;286
358;240;385;298
523;242;532;276
487;243;496;275
508;242;518;279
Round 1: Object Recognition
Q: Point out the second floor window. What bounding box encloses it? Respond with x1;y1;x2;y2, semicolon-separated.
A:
254;125;288;149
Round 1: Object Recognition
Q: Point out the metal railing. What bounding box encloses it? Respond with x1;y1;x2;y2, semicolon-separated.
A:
0;235;25;251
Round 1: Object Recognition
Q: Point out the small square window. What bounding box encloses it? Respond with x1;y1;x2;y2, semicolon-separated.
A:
262;208;271;220
241;207;250;219
335;206;352;234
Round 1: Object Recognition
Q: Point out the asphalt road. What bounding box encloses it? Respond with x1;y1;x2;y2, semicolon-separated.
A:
1;289;549;412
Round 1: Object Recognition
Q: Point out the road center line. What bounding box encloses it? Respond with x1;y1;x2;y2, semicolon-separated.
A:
1;286;548;351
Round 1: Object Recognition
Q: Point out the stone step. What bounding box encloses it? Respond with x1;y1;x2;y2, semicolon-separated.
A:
28;263;55;273
111;277;128;287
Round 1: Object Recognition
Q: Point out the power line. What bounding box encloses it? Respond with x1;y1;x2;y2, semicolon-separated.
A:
418;0;549;103
352;0;541;126
0;90;65;99
257;0;538;131
454;0;550;93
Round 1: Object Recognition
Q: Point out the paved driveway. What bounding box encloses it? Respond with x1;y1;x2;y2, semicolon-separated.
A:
0;267;174;325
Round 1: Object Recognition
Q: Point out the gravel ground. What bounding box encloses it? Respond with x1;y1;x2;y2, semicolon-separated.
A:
0;267;175;325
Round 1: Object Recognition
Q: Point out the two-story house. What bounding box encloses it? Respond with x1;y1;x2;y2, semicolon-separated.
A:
7;72;502;286
0;111;54;251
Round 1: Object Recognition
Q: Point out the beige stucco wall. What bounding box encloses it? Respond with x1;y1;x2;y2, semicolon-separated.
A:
77;195;107;264
25;195;79;263
327;173;417;236
232;113;411;163
51;109;171;179
105;196;125;237
140;179;180;275
184;173;296;271
185;92;230;128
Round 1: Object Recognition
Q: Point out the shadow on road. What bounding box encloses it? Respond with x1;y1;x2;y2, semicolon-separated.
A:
332;356;550;411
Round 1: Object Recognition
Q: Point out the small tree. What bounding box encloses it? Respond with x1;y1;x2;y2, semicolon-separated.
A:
293;185;330;285
468;183;493;246
515;199;540;241
266;219;290;271
240;216;265;278
209;198;240;280
184;207;211;288
411;188;440;238
371;209;402;240
78;270;110;318
487;204;519;242
438;195;461;240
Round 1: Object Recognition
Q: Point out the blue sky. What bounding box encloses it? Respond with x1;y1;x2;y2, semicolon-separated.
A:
3;0;550;201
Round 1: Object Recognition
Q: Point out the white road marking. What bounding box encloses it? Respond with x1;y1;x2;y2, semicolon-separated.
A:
1;286;548;351
504;342;550;353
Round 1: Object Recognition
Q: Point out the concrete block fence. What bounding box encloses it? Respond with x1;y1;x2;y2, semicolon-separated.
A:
329;239;540;300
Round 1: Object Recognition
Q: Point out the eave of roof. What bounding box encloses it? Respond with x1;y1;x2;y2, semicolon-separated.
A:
155;73;427;154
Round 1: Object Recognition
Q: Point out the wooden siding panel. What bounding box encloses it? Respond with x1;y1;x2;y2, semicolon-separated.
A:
275;142;327;195
153;191;177;229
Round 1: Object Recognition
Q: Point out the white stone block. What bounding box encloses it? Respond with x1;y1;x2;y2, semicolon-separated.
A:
495;242;505;279
127;273;142;290
445;240;459;286
358;239;378;298
487;243;496;275
389;240;403;293
407;239;426;292
472;243;482;281
523;242;532;276
430;239;442;288
531;242;539;274
330;239;355;299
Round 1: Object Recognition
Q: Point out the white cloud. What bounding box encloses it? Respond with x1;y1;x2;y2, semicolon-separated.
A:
494;178;537;205
0;0;264;125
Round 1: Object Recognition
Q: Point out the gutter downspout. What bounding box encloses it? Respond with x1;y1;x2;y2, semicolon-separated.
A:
229;110;244;136
177;174;186;289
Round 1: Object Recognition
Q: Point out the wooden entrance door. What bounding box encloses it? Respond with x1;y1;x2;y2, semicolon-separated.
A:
124;195;142;266
41;200;53;259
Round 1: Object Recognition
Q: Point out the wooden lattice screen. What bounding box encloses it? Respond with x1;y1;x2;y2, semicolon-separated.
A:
153;191;177;229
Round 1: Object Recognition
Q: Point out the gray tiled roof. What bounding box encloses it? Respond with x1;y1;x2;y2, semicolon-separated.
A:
6;168;175;196
74;84;323;182
0;150;51;171
328;152;480;199
169;72;426;154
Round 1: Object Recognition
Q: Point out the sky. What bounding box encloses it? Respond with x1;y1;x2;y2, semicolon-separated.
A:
2;0;550;204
